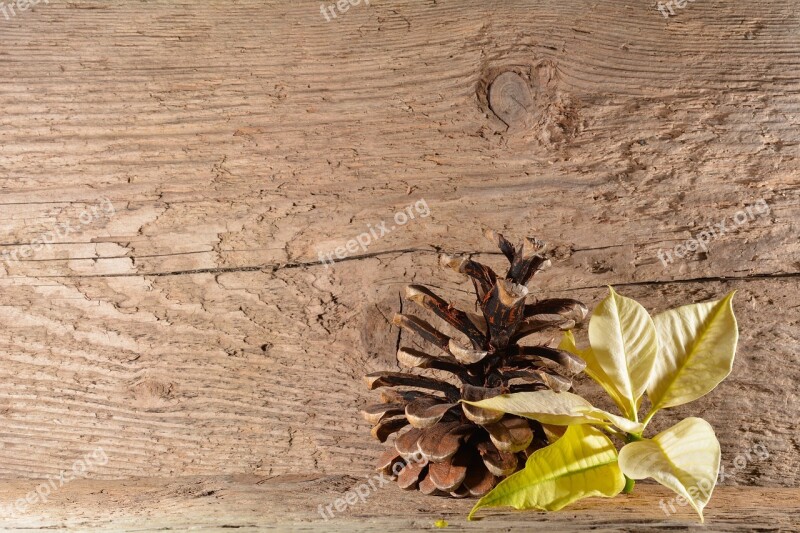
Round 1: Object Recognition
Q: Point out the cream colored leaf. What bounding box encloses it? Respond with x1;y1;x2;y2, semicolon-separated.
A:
559;331;632;419
465;390;643;435
618;417;720;522
647;292;738;417
584;410;644;436
469;424;624;519
588;287;658;420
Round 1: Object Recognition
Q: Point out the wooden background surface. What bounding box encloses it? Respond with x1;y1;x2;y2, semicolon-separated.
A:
0;0;798;529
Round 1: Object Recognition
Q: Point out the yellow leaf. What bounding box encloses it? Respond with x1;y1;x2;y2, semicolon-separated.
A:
618;417;720;522
464;390;644;435
587;287;658;421
557;329;586;358
647;292;738;419
560;331;632;420
584;409;645;436
469;424;624;519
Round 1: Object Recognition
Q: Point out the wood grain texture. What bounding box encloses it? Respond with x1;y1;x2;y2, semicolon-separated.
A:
0;476;797;531
0;0;798;505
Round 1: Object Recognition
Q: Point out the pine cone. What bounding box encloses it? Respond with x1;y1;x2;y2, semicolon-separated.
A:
361;231;589;497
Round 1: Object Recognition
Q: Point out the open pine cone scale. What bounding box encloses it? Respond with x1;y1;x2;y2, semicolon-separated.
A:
362;231;588;497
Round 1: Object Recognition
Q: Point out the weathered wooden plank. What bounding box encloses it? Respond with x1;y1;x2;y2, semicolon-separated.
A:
0;0;797;495
0;476;796;532
0;263;795;484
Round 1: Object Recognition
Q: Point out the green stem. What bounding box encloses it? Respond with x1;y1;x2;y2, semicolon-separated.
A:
600;425;625;439
622;432;642;494
623;476;636;494
641;408;659;429
625;432;643;442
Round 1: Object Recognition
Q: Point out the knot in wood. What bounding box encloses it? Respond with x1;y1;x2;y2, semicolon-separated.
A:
487;72;534;129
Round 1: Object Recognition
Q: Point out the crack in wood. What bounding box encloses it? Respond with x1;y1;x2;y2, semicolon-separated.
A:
394;292;403;360
549;271;800;291
27;244;800;289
